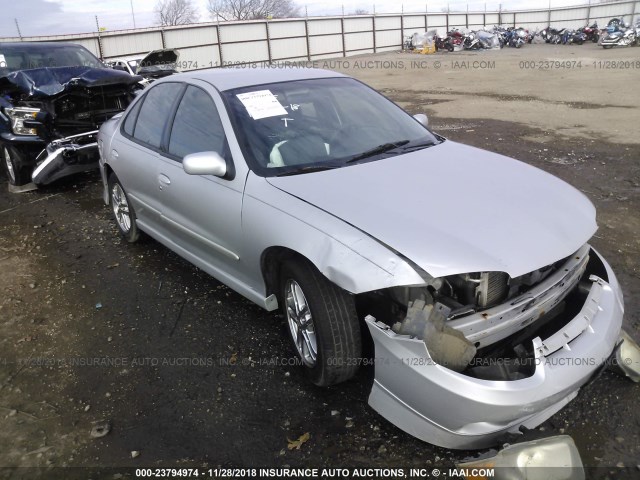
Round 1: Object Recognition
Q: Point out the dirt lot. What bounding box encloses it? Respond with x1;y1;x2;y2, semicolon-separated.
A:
0;44;639;478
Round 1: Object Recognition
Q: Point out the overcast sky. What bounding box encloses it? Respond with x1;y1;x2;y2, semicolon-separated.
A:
1;0;590;37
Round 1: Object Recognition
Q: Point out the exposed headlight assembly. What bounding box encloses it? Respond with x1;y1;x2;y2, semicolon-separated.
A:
4;107;41;135
615;330;640;382
457;435;585;480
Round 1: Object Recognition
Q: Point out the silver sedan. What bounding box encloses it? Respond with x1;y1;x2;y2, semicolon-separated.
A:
98;67;630;449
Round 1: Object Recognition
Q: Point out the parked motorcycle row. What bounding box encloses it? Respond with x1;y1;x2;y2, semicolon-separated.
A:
406;26;531;52
405;17;640;52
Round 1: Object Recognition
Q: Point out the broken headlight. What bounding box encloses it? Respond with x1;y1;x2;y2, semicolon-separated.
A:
4;107;41;135
457;435;585;479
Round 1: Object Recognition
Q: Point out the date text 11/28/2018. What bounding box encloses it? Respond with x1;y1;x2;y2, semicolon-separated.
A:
133;467;452;478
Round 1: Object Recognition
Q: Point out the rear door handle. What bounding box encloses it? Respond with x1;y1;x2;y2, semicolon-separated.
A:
158;173;171;190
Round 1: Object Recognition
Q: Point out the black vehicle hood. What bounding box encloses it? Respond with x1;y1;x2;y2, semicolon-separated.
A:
139;48;179;68
0;66;142;98
138;49;179;78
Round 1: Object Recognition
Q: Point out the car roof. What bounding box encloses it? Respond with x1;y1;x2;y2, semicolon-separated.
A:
0;42;87;49
176;67;347;91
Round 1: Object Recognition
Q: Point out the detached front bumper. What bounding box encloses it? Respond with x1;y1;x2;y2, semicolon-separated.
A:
31;131;99;186
366;249;624;449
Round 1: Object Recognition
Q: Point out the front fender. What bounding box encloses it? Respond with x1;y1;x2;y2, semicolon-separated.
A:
242;172;425;295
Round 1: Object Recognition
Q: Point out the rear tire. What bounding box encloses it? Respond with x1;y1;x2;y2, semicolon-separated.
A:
108;173;140;243
1;145;32;187
280;259;361;387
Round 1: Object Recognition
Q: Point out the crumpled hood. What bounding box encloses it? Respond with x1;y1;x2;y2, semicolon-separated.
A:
0;66;141;98
267;141;597;279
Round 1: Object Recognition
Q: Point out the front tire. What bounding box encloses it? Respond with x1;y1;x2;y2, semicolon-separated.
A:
1;145;32;186
280;259;361;387
108;173;140;243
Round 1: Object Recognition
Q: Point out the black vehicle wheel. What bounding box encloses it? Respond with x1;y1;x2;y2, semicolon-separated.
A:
280;259;361;387
447;44;454;52
108;173;140;243
592;35;599;43
1;145;32;186
577;40;584;45
602;45;613;49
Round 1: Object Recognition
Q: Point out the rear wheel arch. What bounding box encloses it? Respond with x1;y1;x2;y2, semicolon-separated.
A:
103;163;115;203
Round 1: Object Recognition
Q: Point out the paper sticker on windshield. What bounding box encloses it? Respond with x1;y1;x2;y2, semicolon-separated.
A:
0;55;6;68
236;90;288;120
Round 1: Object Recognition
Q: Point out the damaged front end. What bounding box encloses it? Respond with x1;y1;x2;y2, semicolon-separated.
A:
1;45;141;189
364;245;625;449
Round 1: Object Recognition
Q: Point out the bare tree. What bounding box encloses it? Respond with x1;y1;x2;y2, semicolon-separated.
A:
351;9;369;15
155;0;199;26
207;0;301;21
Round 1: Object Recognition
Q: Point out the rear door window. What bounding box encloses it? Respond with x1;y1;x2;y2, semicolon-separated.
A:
132;82;183;148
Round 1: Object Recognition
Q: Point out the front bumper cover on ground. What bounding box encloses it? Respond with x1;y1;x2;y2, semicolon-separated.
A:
31;131;99;186
366;249;624;449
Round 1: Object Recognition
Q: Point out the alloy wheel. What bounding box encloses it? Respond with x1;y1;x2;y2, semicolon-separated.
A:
285;279;317;367
111;183;131;233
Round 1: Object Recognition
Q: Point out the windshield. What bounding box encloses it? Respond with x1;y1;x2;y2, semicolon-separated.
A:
0;44;103;74
223;77;440;176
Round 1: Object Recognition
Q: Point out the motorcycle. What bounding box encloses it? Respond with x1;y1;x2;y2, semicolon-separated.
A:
463;31;481;50
506;27;527;48
562;28;587;45
582;22;600;43
476;30;501;49
403;35;414;51
540;26;565;44
434;35;454;52
447;28;465;50
600;18;639;48
487;26;508;47
561;28;574;44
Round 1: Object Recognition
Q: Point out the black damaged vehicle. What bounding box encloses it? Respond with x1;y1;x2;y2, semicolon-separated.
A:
0;42;142;191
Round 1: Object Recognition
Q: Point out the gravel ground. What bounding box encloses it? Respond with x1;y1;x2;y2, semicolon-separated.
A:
0;43;638;478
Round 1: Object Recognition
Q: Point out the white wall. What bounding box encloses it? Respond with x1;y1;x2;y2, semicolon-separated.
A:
3;1;638;70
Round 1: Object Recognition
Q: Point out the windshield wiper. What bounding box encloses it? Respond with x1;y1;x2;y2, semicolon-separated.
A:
399;140;439;153
344;140;410;164
276;164;340;177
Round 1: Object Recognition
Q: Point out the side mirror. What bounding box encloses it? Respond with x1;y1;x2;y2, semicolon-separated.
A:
183;151;227;177
413;113;428;127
